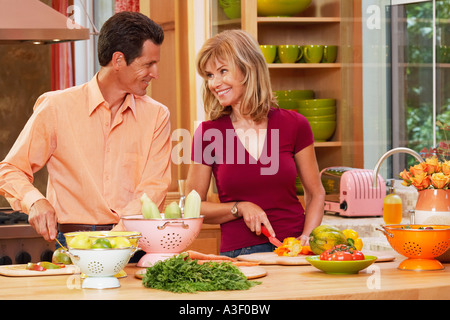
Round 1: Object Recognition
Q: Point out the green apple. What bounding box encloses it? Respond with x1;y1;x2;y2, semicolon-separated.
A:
164;201;181;219
68;234;92;249
52;247;72;265
91;238;112;249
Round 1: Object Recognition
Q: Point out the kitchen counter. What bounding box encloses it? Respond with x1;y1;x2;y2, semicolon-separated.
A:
1;253;449;300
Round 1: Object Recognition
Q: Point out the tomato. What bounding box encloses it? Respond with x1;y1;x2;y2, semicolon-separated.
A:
331;250;353;261
320;250;332;261
352;251;365;260
319;244;365;261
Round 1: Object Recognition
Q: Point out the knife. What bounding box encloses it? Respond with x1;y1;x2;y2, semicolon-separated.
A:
261;226;283;247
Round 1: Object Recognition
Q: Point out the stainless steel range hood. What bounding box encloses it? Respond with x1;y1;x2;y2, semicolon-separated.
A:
0;0;90;44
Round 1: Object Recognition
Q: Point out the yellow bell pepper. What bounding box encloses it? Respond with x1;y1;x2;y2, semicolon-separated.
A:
342;229;358;240
342;229;363;251
353;238;363;251
273;238;313;256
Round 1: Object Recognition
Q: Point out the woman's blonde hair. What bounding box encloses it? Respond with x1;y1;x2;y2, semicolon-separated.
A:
196;29;277;122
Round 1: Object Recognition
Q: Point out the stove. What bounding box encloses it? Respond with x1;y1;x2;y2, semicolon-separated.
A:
0;209;55;265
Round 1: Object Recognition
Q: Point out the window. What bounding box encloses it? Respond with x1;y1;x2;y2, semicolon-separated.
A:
363;0;450;178
73;0;114;85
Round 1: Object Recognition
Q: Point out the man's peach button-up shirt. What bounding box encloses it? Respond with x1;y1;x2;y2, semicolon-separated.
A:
0;75;171;225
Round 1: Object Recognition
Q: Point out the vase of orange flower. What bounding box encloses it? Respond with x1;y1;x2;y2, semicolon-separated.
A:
399;157;450;262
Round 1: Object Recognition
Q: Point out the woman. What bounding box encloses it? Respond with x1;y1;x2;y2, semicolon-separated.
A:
186;30;325;258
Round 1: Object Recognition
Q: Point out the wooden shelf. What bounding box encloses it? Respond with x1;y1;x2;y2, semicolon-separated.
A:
212;18;241;27
257;17;341;24
269;63;341;69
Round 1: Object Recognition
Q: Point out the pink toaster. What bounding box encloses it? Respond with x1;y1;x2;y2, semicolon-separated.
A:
320;167;386;217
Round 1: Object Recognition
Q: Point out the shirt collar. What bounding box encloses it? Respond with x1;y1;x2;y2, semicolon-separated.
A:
87;73;137;119
121;93;137;119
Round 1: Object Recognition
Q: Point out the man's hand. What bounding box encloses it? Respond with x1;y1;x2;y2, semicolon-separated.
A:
28;199;57;241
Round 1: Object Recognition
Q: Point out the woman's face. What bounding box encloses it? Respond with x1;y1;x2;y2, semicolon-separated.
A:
204;58;245;108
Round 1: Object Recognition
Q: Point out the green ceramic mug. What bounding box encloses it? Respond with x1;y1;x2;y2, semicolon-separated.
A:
260;45;278;64
322;45;338;63
303;45;324;63
219;0;241;19
278;45;303;63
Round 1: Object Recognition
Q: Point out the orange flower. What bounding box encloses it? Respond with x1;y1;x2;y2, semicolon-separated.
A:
442;160;450;175
430;172;450;189
399;157;449;190
409;163;426;177
410;172;431;190
425;157;441;174
399;169;412;186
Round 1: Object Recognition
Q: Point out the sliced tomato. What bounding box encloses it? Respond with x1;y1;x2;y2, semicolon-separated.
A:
26;263;46;271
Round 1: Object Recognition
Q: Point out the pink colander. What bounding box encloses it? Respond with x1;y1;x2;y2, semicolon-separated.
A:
121;214;204;267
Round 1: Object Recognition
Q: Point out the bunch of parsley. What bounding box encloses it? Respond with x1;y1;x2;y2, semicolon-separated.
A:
142;254;260;293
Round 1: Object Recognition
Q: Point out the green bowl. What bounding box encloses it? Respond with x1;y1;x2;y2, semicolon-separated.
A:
257;0;313;17
305;255;378;274
219;0;241;19
274;90;315;100
298;99;336;108
298;106;336;116
309;120;336;141
306;114;336;121
278;99;299;110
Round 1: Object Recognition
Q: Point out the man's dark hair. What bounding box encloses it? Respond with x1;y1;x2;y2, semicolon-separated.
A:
97;11;164;67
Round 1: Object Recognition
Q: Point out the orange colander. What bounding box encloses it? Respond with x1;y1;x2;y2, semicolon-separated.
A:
377;224;450;271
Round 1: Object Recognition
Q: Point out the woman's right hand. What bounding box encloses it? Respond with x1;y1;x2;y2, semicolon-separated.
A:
237;201;275;238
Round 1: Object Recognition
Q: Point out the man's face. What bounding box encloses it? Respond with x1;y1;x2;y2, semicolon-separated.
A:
118;40;161;96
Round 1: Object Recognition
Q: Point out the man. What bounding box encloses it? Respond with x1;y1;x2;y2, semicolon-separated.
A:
0;12;171;244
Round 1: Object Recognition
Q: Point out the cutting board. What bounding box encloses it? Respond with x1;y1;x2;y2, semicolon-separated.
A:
134;266;267;280
238;266;267;279
237;250;396;266
0;264;80;277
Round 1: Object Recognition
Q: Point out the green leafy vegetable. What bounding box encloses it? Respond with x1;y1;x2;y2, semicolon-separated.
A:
142;254;261;293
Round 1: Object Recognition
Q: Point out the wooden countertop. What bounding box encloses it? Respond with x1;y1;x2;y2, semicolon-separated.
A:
1;253;449;300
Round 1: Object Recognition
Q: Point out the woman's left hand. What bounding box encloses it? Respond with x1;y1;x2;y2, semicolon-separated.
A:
298;234;310;246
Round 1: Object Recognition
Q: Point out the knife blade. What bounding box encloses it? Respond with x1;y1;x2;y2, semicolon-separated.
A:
261;226;283;247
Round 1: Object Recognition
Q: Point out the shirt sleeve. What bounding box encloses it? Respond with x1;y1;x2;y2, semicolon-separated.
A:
293;112;314;154
0;94;56;213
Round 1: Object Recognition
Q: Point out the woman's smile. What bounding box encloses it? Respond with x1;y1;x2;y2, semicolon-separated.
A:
217;88;232;96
